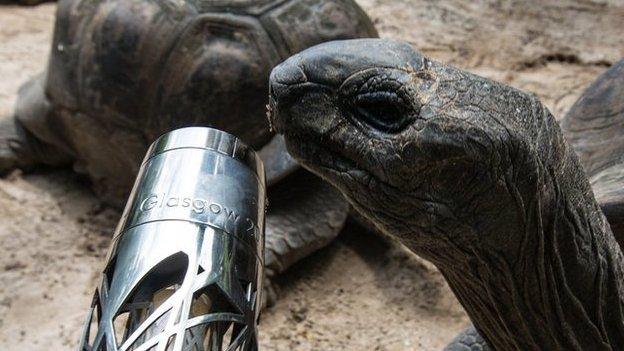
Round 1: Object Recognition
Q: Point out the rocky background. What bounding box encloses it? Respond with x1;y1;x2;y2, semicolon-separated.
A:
0;1;623;350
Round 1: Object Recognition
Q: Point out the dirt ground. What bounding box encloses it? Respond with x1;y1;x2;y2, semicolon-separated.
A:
0;1;623;350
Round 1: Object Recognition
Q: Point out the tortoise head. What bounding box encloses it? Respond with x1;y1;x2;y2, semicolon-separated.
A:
270;39;624;351
269;39;551;252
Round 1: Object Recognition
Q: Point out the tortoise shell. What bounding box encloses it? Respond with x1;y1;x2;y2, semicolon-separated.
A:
13;0;377;204
561;59;624;242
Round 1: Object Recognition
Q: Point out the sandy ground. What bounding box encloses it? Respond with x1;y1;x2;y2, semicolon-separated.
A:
0;1;623;350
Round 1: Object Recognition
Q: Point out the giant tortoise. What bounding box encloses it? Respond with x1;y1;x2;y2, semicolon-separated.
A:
268;38;624;350
0;0;378;304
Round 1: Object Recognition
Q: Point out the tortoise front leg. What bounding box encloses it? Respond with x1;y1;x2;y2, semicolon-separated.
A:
1;75;71;174
263;170;349;307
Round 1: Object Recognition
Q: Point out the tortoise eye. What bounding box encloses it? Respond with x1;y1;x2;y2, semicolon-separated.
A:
353;91;414;133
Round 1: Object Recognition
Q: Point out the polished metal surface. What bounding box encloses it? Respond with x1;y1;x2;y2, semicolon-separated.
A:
79;127;266;351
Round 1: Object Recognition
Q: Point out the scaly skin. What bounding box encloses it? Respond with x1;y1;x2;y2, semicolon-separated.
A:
263;170;349;306
269;39;624;350
443;326;488;351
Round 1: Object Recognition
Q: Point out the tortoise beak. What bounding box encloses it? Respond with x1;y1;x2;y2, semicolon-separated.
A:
267;79;281;134
267;61;306;135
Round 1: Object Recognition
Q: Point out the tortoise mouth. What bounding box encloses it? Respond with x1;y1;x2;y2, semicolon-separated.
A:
280;130;374;191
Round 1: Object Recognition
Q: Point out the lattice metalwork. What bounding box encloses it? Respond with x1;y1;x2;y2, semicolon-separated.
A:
79;128;265;351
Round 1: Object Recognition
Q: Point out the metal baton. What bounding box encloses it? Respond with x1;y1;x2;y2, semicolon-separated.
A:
79;127;266;351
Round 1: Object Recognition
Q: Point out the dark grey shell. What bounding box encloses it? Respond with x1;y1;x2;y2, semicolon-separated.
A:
561;59;624;243
0;0;377;308
8;0;377;204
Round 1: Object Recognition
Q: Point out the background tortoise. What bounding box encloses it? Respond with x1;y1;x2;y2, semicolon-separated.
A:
0;0;378;305
269;39;624;350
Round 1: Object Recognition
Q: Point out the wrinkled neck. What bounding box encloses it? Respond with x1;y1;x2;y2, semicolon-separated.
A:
438;201;624;350
407;92;624;350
